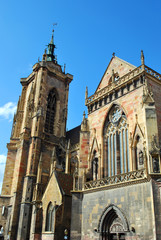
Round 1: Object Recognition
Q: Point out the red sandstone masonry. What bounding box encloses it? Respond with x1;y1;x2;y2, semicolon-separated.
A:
88;87;144;168
97;57;135;91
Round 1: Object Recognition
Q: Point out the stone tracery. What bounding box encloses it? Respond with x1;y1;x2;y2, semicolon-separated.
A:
104;105;130;177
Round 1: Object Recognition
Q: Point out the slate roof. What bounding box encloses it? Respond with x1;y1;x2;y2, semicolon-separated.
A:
66;125;81;145
56;171;73;196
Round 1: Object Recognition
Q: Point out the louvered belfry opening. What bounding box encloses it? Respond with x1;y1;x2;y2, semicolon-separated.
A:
45;89;57;134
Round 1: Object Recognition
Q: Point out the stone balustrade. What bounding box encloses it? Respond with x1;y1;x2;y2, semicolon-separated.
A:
86;65;161;106
83;168;147;191
86;66;143;105
145;66;161;80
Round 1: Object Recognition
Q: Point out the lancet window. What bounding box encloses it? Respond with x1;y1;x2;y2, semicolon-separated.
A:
104;105;130;177
45;89;57;134
45;202;55;232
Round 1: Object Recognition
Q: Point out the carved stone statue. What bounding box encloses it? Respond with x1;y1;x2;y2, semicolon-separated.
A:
92;158;98;180
152;157;160;173
139;150;144;165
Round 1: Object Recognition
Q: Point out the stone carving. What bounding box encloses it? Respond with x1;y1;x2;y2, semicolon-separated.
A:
139;150;144;165
92;158;98;180
110;223;124;233
110;107;122;123
150;135;160;173
152;157;160;173
70;157;78;175
84;169;146;190
151;135;160;153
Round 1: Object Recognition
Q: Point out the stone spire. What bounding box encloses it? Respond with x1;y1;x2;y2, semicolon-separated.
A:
81;111;89;131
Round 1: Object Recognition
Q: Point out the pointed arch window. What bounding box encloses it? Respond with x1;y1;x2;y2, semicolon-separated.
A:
103;105;130;177
45;202;55;232
45;89;57;134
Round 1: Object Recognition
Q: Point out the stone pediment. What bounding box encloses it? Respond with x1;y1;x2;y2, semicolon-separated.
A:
96;56;136;92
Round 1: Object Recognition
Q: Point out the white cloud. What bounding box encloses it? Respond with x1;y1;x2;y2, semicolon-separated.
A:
0;155;6;164
0;102;17;120
0;155;6;193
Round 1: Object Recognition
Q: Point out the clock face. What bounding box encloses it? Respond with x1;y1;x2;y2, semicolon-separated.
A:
110;108;122;123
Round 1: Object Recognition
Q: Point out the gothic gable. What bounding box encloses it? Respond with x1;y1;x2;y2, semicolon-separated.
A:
42;171;63;206
42;171;73;205
96;56;136;92
131;118;145;147
89;132;99;161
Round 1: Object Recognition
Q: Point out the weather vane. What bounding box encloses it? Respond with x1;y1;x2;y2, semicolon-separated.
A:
53;23;57;33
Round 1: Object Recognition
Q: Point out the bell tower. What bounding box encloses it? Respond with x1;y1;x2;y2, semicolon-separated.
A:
1;30;73;240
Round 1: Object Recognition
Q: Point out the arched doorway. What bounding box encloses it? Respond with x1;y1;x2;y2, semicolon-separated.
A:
98;205;129;240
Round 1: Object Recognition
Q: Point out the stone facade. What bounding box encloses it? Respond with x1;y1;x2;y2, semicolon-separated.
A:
71;53;161;240
0;35;161;240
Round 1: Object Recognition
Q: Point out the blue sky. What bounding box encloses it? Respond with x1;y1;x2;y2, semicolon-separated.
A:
0;0;161;191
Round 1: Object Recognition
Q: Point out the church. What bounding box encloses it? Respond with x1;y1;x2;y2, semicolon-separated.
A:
0;31;161;240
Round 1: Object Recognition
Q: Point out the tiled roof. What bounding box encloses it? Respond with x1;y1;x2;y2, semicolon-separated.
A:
66;125;81;145
56;171;73;196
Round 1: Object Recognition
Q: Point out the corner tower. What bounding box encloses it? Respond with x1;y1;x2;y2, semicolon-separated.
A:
0;31;73;240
